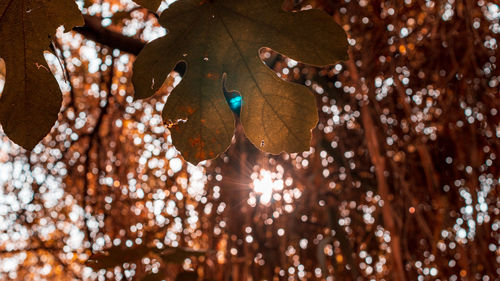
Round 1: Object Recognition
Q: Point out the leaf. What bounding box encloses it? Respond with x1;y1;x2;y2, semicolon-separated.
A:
133;0;162;11
132;0;347;164
0;0;83;149
175;271;198;281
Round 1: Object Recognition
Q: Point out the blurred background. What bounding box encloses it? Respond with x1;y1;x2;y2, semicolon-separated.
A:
0;0;498;280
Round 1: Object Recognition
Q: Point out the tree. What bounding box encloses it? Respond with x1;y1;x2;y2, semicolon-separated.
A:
0;0;498;281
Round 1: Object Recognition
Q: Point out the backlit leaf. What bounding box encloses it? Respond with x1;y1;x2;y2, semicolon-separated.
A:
0;0;83;149
132;0;347;164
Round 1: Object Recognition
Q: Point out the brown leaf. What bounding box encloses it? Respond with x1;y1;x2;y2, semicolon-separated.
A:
0;0;83;149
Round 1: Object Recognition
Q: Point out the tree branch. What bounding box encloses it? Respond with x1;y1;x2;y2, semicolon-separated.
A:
73;14;145;56
73;14;186;75
0;246;61;255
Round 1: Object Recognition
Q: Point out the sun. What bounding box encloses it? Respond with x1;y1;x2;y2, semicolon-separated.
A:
250;169;284;205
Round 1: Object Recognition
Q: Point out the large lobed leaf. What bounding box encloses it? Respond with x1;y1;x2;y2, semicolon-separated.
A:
0;0;83;149
133;0;348;164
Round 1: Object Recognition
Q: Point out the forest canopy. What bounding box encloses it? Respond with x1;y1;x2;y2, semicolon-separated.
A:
0;0;498;281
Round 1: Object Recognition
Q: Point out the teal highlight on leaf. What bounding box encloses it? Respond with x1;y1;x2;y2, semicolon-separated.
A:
223;88;242;114
229;95;242;112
